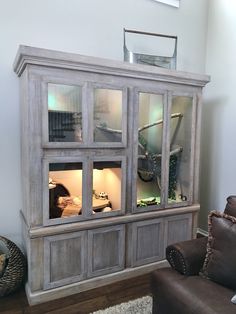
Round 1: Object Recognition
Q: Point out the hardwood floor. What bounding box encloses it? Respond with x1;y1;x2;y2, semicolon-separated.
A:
0;274;151;314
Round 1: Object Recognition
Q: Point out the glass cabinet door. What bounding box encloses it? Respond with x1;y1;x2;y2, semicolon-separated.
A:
48;162;83;219
47;159;124;222
93;88;124;143
168;96;193;204
136;92;164;208
48;83;82;142
92;160;123;215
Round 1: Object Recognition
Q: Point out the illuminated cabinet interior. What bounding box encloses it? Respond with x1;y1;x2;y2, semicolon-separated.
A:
14;46;209;305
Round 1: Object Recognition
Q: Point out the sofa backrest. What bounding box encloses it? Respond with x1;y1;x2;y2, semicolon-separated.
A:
224;195;236;217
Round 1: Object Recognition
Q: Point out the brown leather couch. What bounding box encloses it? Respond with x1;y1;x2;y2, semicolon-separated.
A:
151;196;236;314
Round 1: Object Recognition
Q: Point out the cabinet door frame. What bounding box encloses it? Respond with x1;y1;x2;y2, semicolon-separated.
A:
88;82;128;148
86;155;127;219
42;154;127;226
164;213;193;248
165;91;197;208
129;218;164;267
132;87;168;213
42;156;87;226
87;224;125;278
43;230;87;290
132;88;198;212
41;76;128;149
41;76;88;148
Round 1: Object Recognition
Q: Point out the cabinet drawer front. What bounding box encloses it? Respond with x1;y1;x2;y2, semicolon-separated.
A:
131;218;164;267
87;225;125;278
44;231;87;289
165;213;192;247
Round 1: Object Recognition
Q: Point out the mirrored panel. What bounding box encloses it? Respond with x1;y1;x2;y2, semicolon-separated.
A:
92;161;122;214
93;89;122;142
48;84;82;142
49;162;82;219
168;96;193;204
137;93;163;208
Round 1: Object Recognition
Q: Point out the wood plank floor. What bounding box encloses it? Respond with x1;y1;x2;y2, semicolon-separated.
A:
0;274;152;314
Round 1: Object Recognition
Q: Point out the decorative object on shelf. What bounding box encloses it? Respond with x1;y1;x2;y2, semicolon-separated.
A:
49;177;56;189
98;192;108;200
124;28;177;69
58;196;81;207
0;236;26;297
168;155;178;199
96;123;122;135
102;206;112;212
137;197;159;207
93;189;99;199
49;182;70;219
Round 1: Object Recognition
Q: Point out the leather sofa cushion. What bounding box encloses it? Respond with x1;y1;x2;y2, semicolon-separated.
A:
224;195;236;217
202;211;236;290
151;268;235;314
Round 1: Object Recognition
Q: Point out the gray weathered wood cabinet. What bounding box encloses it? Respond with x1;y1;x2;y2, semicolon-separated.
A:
14;46;209;305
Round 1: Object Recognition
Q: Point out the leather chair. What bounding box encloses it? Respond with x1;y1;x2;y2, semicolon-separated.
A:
151;196;236;314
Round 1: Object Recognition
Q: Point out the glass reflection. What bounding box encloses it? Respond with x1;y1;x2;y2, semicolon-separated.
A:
168;96;193;204
137;93;163;208
48;84;82;142
93;89;122;142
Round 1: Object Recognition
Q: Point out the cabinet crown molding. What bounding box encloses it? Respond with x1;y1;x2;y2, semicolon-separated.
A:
13;45;210;87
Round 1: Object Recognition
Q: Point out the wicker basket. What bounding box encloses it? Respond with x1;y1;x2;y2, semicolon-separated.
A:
0;236;27;297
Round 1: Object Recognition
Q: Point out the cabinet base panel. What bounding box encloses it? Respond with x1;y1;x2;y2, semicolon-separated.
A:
26;260;168;305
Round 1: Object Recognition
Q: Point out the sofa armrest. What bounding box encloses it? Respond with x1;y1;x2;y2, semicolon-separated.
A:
166;237;207;275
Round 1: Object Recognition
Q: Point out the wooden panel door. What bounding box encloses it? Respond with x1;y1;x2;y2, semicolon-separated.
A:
44;231;87;289
130;218;164;267
165;213;192;247
87;225;125;278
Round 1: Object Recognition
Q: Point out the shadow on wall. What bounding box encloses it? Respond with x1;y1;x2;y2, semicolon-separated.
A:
199;95;228;231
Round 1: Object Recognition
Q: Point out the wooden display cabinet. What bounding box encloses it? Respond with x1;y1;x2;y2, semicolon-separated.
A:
14;46;209;304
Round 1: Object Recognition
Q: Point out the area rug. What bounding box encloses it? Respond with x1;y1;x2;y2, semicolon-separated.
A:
91;295;152;314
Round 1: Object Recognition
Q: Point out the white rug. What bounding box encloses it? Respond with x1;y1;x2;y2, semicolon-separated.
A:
91;295;152;314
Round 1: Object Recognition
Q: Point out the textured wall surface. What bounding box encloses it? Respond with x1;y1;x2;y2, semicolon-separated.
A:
200;0;236;231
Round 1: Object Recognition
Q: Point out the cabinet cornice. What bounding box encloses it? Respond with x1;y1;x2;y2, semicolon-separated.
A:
13;45;210;87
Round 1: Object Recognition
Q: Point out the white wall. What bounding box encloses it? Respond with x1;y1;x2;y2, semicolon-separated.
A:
0;0;209;246
200;0;236;230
